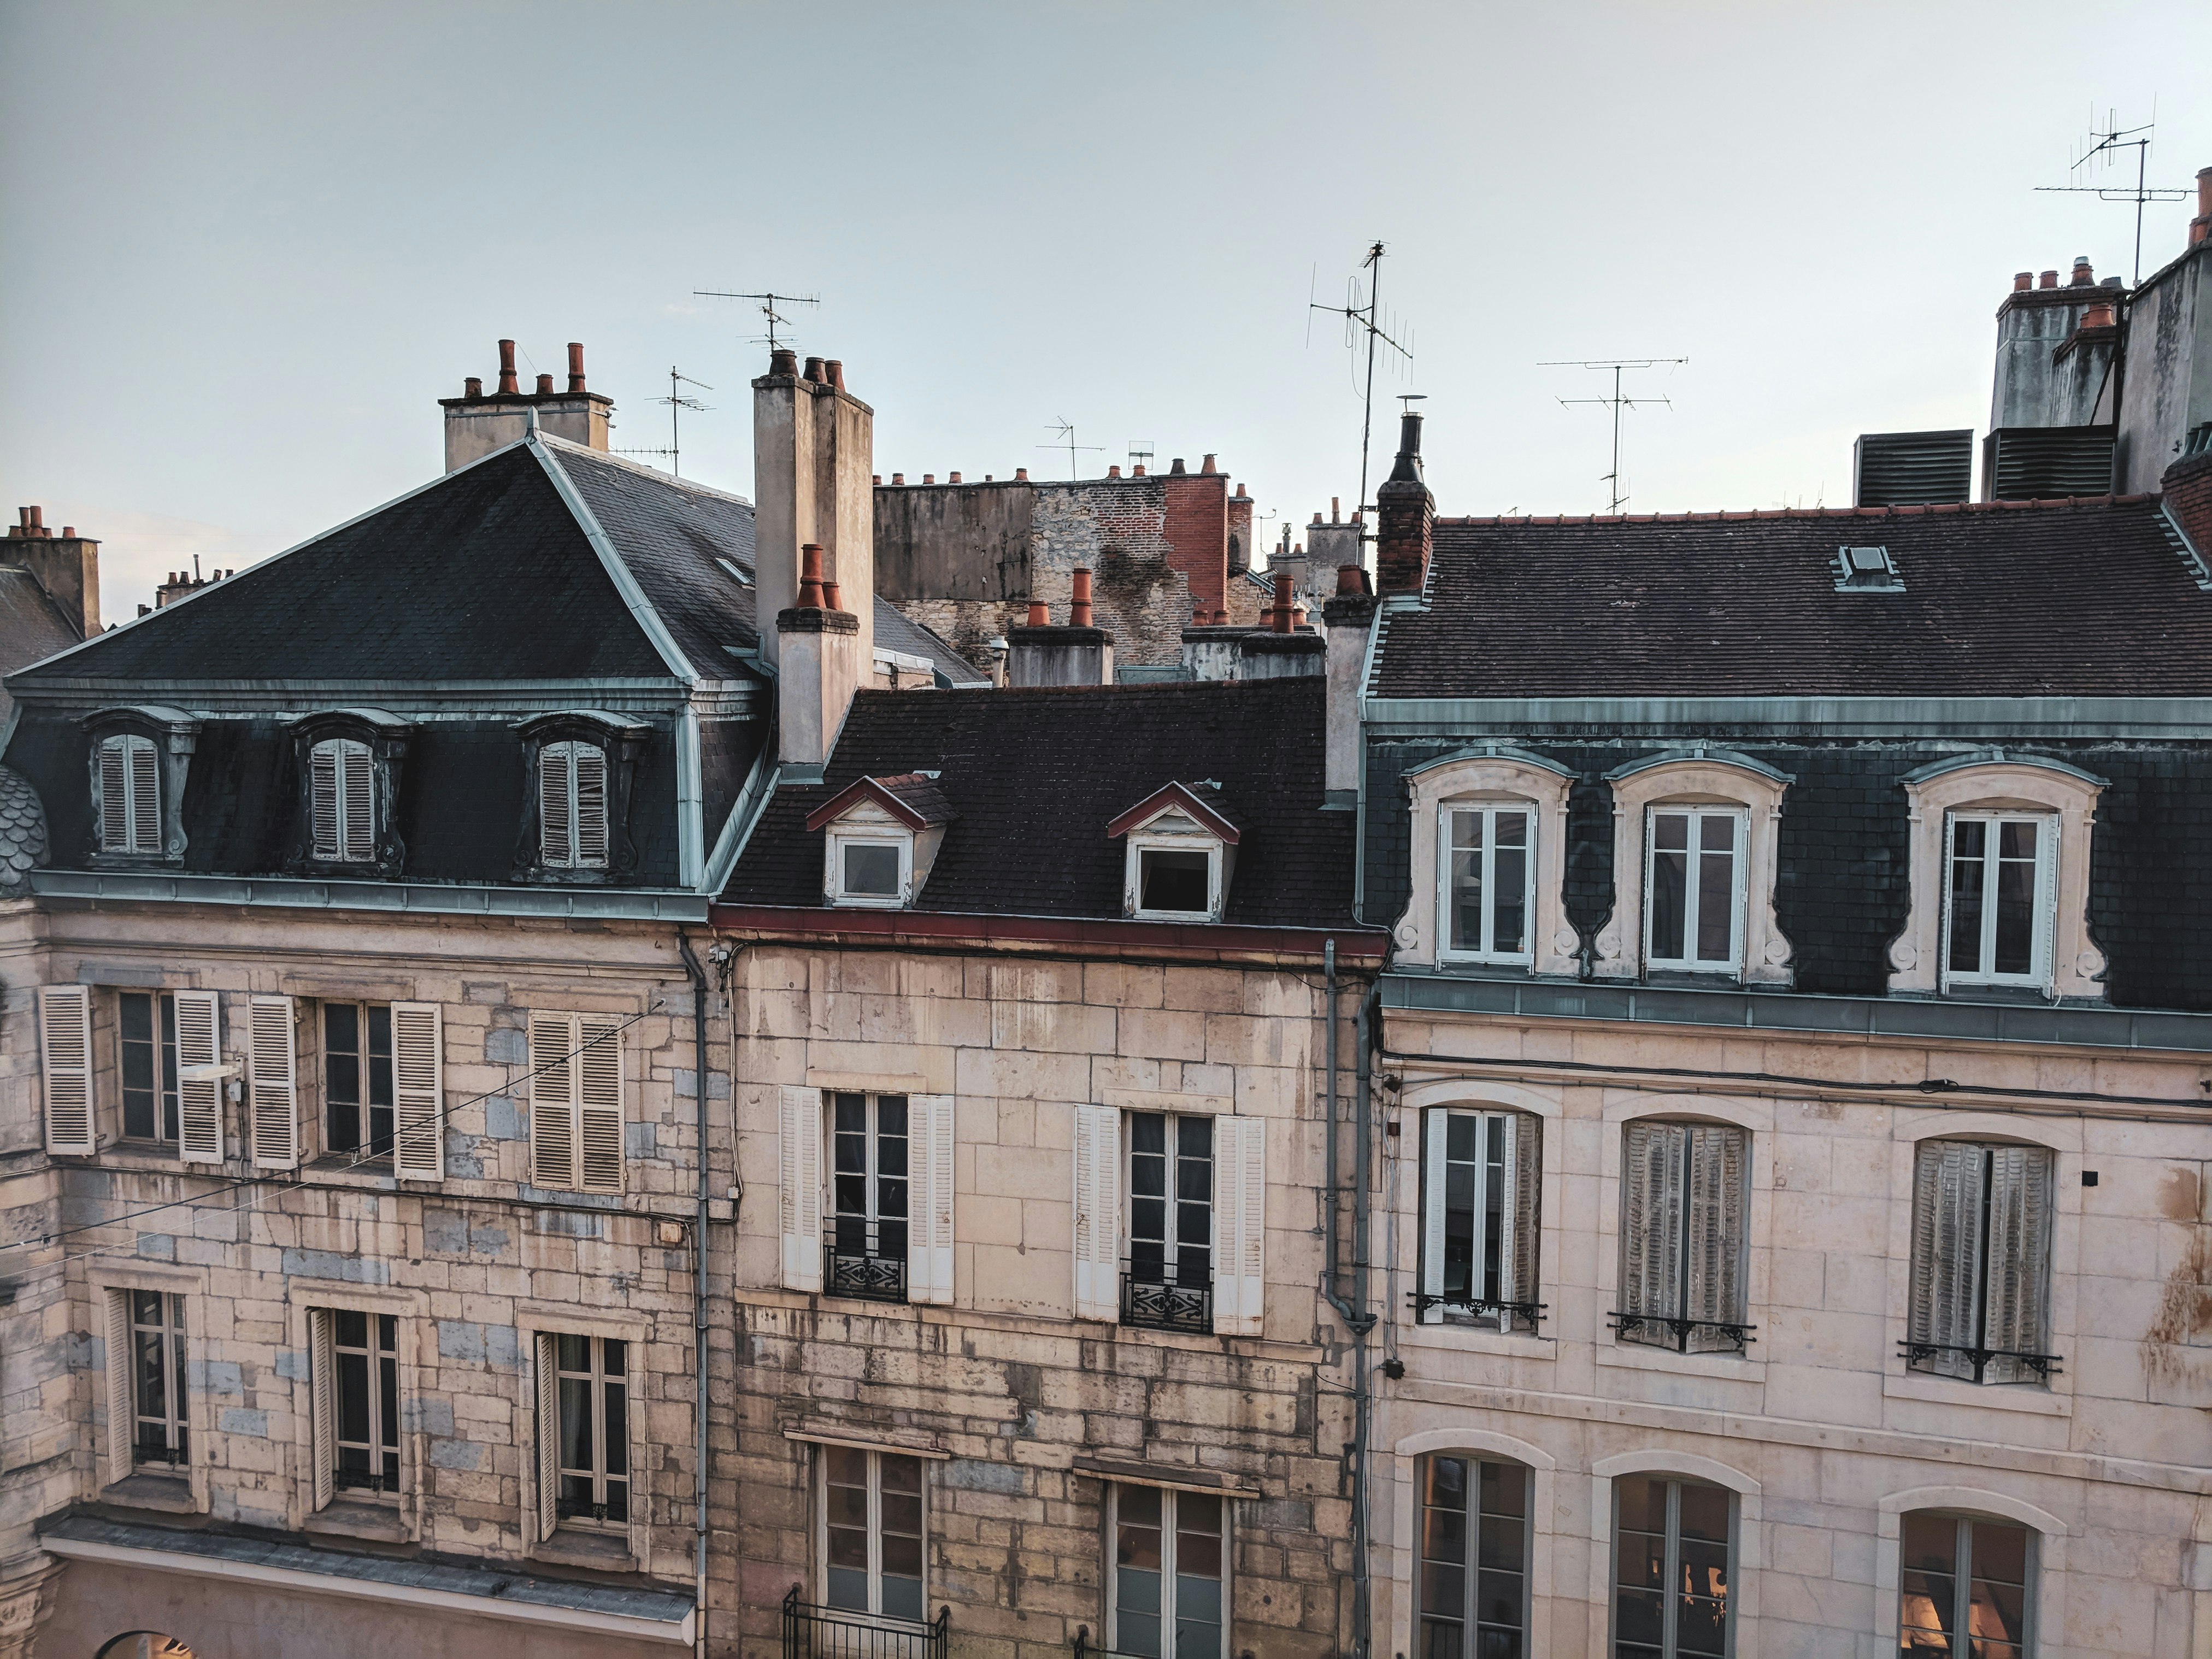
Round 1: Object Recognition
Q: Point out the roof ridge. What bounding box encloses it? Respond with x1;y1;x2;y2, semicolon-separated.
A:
540;433;756;510
1434;493;2158;527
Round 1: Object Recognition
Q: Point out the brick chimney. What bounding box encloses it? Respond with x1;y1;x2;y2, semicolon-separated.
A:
3;506;101;638
1375;411;1434;596
2165;448;2212;567
440;340;613;471
2193;166;2212;247
1321;563;1376;801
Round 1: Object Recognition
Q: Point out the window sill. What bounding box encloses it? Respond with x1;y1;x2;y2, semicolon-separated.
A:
308;1152;395;1179
1596;1339;1766;1384
1882;1366;2070;1416
305;1496;411;1543
531;1526;637;1575
102;1472;198;1513
1396;1325;1556;1363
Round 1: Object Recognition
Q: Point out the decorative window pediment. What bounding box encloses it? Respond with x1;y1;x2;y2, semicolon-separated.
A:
287;710;414;879
514;711;650;885
83;705;197;866
1108;782;1238;922
1396;745;1578;976
805;772;955;909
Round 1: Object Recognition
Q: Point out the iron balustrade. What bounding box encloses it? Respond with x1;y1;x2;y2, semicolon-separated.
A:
1607;1311;1757;1355
1120;1263;1213;1334
823;1221;909;1304
1899;1339;2063;1385
1407;1290;1546;1333
781;1587;948;1659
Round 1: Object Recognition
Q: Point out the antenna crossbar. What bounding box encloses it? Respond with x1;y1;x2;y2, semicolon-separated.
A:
696;288;821;353
1540;357;1688;515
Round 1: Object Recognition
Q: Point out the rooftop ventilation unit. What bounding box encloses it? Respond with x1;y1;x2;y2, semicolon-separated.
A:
1833;545;1904;592
1981;426;2116;501
1852;430;1973;507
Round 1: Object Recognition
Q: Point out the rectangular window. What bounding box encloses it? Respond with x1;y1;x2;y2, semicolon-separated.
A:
1645;808;1744;973
1615;1121;1751;1355
119;991;180;1144
1137;848;1212;915
332;1310;400;1495
323;1003;394;1157
1906;1141;2056;1386
1111;1484;1223;1659
1419;1109;1541;1331
1420;1456;1529;1659
1125;1111;1213;1332
527;1013;625;1194
130;1290;189;1472
553;1334;628;1527
828;1092;910;1301
309;738;375;862
539;740;610;869
98;732;162;855
1899;1511;2032;1657
1443;805;1534;962
1943;815;2054;987
823;1446;925;1624
1613;1475;1732;1659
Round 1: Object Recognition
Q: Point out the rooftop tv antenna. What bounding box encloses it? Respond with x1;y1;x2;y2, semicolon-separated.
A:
1127;439;1155;472
2034;108;2190;286
614;367;712;478
1040;419;1103;481
694;287;821;352
1309;240;1413;536
1541;357;1687;515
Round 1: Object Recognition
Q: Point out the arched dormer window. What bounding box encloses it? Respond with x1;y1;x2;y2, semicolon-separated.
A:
287;710;413;878
540;740;610;869
514;711;650;885
83;705;197;867
1394;745;1578;976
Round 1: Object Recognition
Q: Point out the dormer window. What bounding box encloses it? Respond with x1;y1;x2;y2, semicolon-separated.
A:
1109;783;1239;923
84;705;197;867
539;740;610;869
98;734;161;855
805;774;955;910
309;738;376;862
287;709;414;879
514;713;649;885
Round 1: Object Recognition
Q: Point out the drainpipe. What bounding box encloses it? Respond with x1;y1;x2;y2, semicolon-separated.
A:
1319;938;1378;1659
677;932;713;1659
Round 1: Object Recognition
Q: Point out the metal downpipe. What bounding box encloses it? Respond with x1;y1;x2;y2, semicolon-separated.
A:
677;933;714;1659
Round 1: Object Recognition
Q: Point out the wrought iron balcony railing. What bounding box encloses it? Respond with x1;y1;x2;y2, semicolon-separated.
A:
823;1222;909;1304
1408;1290;1546;1333
782;1587;948;1659
1899;1339;2062;1385
1120;1263;1213;1335
1608;1310;1757;1355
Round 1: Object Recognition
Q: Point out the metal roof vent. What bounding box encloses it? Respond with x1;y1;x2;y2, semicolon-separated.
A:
1833;545;1904;593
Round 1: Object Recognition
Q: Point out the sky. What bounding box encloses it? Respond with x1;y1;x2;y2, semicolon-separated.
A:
2;1;2208;621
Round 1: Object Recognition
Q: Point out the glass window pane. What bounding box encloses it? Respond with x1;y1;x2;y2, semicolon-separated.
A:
1493;842;1527;956
334;1308;367;1348
1993;831;2038;976
556;1333;589;1373
880;1572;923;1624
1970;1520;2027;1585
1423;1561;1466;1616
843;842;901;896
1139;849;1210;912
601;1338;625;1376
1650;840;1689;961
1614;1587;1664;1648
1949;822;1987;974
603;1382;627;1475
1677;1482;1729;1542
1615;1475;1664;1536
558;1378;591;1472
1695;841;1736;962
337;1348;370;1443
1480;1460;1527;1520
1675;1593;1728;1657
1131;1113;1165;1157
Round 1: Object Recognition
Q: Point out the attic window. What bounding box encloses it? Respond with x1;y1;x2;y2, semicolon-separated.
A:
1833;544;1903;592
805;774;956;910
1138;848;1211;913
1109;783;1240;924
714;557;752;587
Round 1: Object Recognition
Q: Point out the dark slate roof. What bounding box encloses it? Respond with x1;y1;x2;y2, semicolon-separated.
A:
0;567;86;725
876;602;991;686
0;765;49;895
723;676;1356;926
1373;496;2212;699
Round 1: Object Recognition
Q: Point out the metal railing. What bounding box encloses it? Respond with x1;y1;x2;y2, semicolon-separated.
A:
1072;1627;1150;1658
1408;1290;1546;1333
1120;1264;1213;1334
823;1222;909;1304
1900;1339;2062;1385
782;1587;948;1658
1608;1310;1757;1355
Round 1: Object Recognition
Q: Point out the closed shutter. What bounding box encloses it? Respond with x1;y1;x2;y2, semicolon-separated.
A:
908;1095;956;1306
576;1016;624;1195
1983;1145;2055;1384
2035;820;2060;988
310;744;340;858
1507;1112;1542;1309
173;989;223;1165
1908;1141;1986;1382
309;1308;336;1510
128;737;161;853
391;1002;443;1179
530;1014;577;1189
340;746;374;861
534;1332;561;1541
1619;1120;1685;1325
248;995;301;1169
540;744;574;867
104;1288;133;1486
1211;1115;1267;1337
574;745;609;867
99;738;129;851
778;1085;823;1293
38;985;95;1155
1684;1124;1748;1351
1419;1110;1450;1324
1072;1103;1121;1321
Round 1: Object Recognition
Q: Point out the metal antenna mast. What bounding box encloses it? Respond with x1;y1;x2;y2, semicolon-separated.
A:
1541;357;1687;515
1039;418;1103;481
614;367;713;477
2034;109;2189;286
694;288;821;353
1310;242;1413;528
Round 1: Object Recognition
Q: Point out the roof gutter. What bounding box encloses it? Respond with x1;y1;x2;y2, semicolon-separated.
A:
707;903;1386;964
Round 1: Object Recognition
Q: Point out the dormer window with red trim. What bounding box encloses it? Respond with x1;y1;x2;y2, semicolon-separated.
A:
806;774;956;909
1108;781;1240;923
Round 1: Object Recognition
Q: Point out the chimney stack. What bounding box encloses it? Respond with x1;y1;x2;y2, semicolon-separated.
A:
2;507;101;637
1375;410;1434;596
1321;563;1376;800
1007;603;1113;687
441;338;613;470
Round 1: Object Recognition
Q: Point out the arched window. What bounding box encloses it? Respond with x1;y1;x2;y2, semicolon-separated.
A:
1899;1510;2033;1656
1396;745;1579;978
539;740;610;869
97;733;161;854
1420;1454;1530;1658
1417;1108;1542;1330
1611;1474;1734;1658
309;737;375;862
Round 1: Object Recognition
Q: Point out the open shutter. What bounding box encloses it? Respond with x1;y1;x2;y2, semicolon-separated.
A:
98;739;128;850
310;744;340;859
530;1014;578;1190
309;1308;336;1510
1684;1125;1748;1351
576;1016;624;1195
391;1002;443;1179
1073;1103;1121;1321
540;745;574;867
1419;1110;1450;1323
1507;1112;1542;1310
104;1289;134;1486
574;745;609;867
340;746;375;861
2036;819;2060;989
1210;1115;1266;1338
1909;1141;1986;1381
907;1095;956;1306
1983;1145;2054;1384
1619;1121;1685;1323
38;985;96;1155
778;1085;823;1292
172;988;223;1165
128;737;161;852
248;995;300;1169
534;1332;561;1541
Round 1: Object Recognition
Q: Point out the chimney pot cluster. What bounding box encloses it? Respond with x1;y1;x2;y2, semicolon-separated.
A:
497;339;520;395
11;506;50;538
1070;568;1094;627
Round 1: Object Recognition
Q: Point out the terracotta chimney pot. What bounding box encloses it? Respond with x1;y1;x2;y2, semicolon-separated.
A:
465;375;484;397
825;360;845;391
2038;270;2058;289
803;356;826;384
1070;568;1094;627
567;342;587;393
497;339;519;395
1272;571;1293;633
535;373;554;395
769;346;798;376
1015;467;1029;481
1210;608;1228;625
923;474;935;485
1200;454;1217;474
823;581;843;611
797;544;827;609
1170;458;1187;475
2012;272;2032;293
2070;257;2094;286
1027;600;1049;627
892;473;904;485
1108;465;1122;478
949;472;962;484
1132;464;1146;477
1336;563;1365;596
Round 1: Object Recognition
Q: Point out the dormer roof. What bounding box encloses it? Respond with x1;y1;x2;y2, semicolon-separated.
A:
1106;781;1241;844
804;772;957;833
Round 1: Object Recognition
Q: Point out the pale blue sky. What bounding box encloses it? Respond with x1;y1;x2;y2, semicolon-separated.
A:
3;0;2207;619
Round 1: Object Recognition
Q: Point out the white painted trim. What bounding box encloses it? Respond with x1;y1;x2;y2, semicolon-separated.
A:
1590;1448;1762;1493
783;1425;952;1461
1397;753;1576;975
530;437;701;682
1599;756;1791;986
1390;1425;1557;1468
1601;1091;1774;1134
1876;1485;2068;1532
39;1534;695;1644
1393;1076;1564;1120
676;703;704;889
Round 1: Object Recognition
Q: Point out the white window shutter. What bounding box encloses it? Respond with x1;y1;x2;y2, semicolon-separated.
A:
573;745;609;868
38;985;95;1155
1984;1145;2054;1383
128;737;160;853
1419;1110;1449;1324
1212;1115;1266;1337
309;1308;336;1510
1619;1120;1686;1322
1909;1141;1986;1381
1072;1104;1121;1321
1507;1113;1542;1308
248;995;301;1169
534;1333;560;1541
98;738;128;851
576;1016;624;1195
104;1288;133;1486
310;744;340;859
340;745;374;861
908;1095;956;1306
540;744;574;867
173;988;223;1165
530;1014;578;1190
779;1085;823;1293
2037;819;2061;986
391;1002;444;1179
1684;1124;1748;1351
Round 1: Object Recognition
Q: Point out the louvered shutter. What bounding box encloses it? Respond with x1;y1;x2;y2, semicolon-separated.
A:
38;985;96;1155
340;746;374;861
1684;1125;1748;1351
576;1016;624;1195
1507;1113;1542;1310
1983;1145;2054;1384
540;744;574;867
1419;1110;1450;1324
2035;819;2060;987
1072;1103;1121;1320
907;1095;956;1306
534;1333;561;1541
530;1014;578;1189
104;1288;134;1486
310;744;340;859
1619;1120;1685;1327
391;1002;443;1179
1908;1141;1986;1381
128;737;160;853
246;995;301;1169
309;1308;336;1510
778;1085;823;1292
573;745;609;868
173;989;223;1165
98;738;127;851
1210;1115;1266;1337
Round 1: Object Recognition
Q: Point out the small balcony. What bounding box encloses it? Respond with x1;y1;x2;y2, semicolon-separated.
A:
1408;1290;1546;1333
1899;1339;2062;1385
783;1587;947;1659
823;1221;908;1304
1119;1262;1212;1335
1608;1310;1757;1355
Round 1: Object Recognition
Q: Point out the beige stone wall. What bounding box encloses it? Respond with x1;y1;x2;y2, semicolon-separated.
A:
1373;1008;2212;1659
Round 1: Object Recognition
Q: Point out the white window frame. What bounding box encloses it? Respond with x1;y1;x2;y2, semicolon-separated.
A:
1126;831;1223;922
308;737;377;863
828;1091;913;1301
96;732;163;855
315;1306;401;1503
539;739;611;870
1642;804;1749;976
1419;1108;1540;1331
543;1332;631;1534
1397;749;1578;976
125;1289;191;1476
1107;1482;1229;1658
1938;811;2058;991
826;827;914;908
1437;802;1538;966
817;1445;928;1625
1125;1109;1215;1322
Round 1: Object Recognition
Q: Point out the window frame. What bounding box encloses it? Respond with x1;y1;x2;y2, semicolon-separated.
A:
329;1308;401;1499
118;989;181;1147
1938;811;2057;991
1641;804;1748;976
1904;1139;2057;1387
1415;1454;1532;1659
1614;1119;1753;1356
1417;1108;1542;1332
826;826;915;909
538;739;611;870
1123;1109;1215;1331
307;736;378;864
550;1333;630;1532
128;1290;190;1476
513;712;648;885
818;1445;928;1625
1897;1509;2036;1658
286;710;412;879
1126;830;1223;923
321;1001;395;1161
83;705;196;868
1107;1481;1228;1659
827;1091;911;1301
1609;1473;1737;1659
1437;801;1538;966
